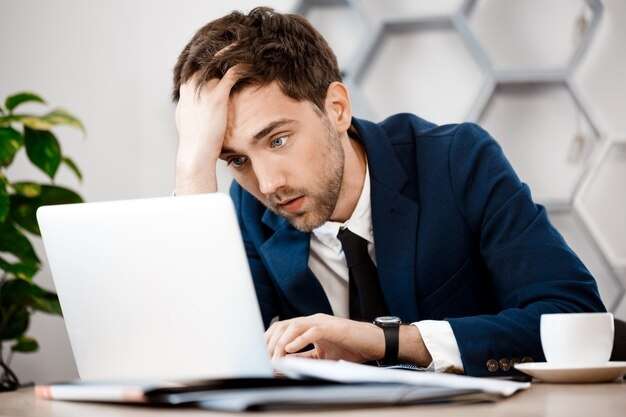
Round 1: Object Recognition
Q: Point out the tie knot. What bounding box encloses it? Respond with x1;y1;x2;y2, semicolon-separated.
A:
337;227;370;267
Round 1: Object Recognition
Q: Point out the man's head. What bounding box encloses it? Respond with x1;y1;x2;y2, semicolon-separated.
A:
173;7;355;232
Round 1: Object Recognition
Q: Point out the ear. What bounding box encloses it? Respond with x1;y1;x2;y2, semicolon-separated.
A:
323;82;352;134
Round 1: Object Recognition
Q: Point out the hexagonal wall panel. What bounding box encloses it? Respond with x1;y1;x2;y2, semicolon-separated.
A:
358;0;465;24
297;0;624;321
479;83;597;207
577;142;626;267
467;0;597;72
575;0;626;137
296;0;369;73
548;211;624;311
357;22;485;124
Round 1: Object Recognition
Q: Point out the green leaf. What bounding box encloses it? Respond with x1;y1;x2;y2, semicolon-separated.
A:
0;126;23;166
24;127;62;179
0;279;35;306
0;279;61;316
23;281;63;316
10;184;83;235
0;114;54;130
0;115;16;123
12;182;41;198
43;108;85;134
0;222;40;264
38;185;83;204
5;92;46;112
0;306;29;341
9;195;40;235
18;116;55;130
0;256;39;281
0;111;85;134
0;115;18;127
11;335;39;353
62;156;83;181
0;183;8;223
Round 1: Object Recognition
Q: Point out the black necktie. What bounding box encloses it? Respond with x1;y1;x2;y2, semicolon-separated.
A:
337;227;388;321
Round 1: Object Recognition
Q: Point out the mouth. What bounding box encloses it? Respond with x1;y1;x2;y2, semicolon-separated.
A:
277;196;305;213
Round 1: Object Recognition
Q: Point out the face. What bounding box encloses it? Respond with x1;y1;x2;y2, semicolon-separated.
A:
220;82;345;232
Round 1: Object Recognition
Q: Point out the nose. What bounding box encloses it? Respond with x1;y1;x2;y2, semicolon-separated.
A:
254;159;286;196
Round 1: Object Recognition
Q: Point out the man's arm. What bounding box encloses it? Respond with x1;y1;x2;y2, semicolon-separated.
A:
264;313;432;365
174;65;246;195
446;123;606;376
173;61;285;325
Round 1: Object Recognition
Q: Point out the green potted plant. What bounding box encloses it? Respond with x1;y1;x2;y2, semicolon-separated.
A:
0;91;85;391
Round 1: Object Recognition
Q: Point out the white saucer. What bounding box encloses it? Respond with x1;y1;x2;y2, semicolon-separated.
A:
514;361;626;383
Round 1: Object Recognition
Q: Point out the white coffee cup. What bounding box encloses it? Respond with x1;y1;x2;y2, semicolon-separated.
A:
540;312;614;366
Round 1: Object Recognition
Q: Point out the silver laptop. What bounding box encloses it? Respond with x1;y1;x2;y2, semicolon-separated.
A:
37;193;272;382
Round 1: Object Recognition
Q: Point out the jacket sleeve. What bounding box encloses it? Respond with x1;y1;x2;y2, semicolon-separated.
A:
446;123;606;376
230;182;281;329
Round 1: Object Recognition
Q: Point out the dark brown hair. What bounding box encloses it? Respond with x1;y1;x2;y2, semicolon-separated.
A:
172;7;341;111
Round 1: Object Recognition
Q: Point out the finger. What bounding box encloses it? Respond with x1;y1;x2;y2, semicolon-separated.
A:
193;77;219;95
264;322;281;352
272;322;308;360
214;63;250;96
264;327;271;344
178;74;198;99
285;326;322;354
286;349;317;359
180;72;207;90
214;42;238;58
179;74;217;102
265;318;291;342
266;320;292;357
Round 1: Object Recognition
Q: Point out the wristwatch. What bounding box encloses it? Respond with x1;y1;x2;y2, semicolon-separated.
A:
374;316;402;366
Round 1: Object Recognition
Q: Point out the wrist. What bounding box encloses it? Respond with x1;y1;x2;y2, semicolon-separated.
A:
175;149;219;173
357;322;385;362
175;158;218;195
398;324;432;367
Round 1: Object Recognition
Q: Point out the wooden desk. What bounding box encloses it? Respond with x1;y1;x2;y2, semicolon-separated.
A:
1;383;624;417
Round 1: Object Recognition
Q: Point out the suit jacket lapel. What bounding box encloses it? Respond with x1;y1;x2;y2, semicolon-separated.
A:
259;211;333;317
256;117;420;322
353;118;421;323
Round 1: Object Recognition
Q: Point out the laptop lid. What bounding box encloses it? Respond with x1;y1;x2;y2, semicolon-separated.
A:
36;193;272;381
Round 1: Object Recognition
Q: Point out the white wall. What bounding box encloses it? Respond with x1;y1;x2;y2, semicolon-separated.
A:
0;0;294;384
1;0;624;383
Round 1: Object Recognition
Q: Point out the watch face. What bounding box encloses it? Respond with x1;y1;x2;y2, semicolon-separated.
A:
375;316;401;326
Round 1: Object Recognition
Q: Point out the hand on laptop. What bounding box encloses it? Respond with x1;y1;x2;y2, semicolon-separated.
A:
174;62;248;195
265;313;433;366
265;313;384;363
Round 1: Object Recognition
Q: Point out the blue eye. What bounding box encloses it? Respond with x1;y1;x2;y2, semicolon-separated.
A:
270;136;287;148
228;156;248;168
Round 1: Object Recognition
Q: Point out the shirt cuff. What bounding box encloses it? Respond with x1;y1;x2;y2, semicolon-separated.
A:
412;320;464;373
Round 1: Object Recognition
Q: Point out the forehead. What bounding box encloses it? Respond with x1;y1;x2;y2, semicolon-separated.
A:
225;82;318;145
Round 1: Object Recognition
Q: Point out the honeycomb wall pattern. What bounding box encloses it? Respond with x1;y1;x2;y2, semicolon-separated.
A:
296;0;626;318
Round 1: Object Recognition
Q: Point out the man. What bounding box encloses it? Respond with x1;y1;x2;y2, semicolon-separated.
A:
172;7;606;376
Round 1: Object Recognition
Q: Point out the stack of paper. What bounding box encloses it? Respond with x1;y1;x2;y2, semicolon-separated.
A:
274;357;530;397
35;358;530;411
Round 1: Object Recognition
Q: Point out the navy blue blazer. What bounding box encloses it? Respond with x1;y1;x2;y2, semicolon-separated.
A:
229;113;606;376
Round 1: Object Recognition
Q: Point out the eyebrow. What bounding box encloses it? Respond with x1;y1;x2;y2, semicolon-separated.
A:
220;118;296;157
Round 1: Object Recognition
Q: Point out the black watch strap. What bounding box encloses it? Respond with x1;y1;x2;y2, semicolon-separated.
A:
375;316;401;366
382;325;400;365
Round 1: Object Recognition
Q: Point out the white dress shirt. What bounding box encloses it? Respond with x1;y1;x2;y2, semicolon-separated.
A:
308;164;464;373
